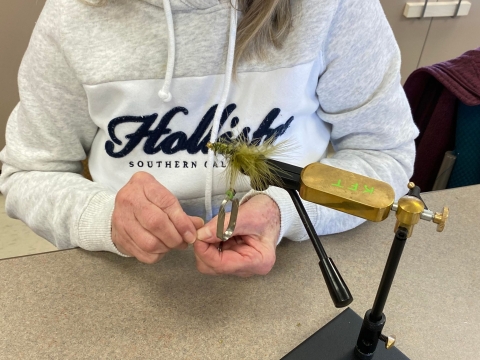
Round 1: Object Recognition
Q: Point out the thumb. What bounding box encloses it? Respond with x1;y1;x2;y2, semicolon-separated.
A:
189;216;205;230
197;214;229;243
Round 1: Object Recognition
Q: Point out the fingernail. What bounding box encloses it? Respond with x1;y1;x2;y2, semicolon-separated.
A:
197;227;212;241
184;231;196;244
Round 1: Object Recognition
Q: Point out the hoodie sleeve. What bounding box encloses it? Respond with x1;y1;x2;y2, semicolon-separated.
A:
0;0;124;255
243;0;419;242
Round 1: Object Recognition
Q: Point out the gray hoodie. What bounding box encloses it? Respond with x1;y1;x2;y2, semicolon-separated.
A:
0;0;418;254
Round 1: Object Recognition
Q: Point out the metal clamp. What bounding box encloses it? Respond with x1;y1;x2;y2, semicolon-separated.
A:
216;189;239;243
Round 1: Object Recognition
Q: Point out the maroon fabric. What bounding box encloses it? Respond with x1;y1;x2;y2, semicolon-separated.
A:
404;48;480;192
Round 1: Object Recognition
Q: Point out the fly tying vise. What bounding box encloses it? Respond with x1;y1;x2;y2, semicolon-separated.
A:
206;136;286;248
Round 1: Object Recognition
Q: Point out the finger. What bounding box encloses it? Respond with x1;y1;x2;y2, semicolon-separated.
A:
115;223;165;264
194;242;256;277
194;241;254;276
115;178;185;250
196;215;225;244
174;242;189;250
189;216;205;230
120;210;173;255
220;237;245;251
143;180;197;244
194;239;261;274
134;201;185;250
171;217;203;248
197;236;276;276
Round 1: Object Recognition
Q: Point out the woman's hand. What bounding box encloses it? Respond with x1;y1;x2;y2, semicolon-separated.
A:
112;172;204;263
194;194;281;277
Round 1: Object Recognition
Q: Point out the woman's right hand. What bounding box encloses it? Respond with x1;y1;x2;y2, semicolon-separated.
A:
111;172;204;263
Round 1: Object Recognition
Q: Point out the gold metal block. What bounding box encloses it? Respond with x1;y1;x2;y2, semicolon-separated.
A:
395;196;424;225
299;163;395;222
394;196;425;237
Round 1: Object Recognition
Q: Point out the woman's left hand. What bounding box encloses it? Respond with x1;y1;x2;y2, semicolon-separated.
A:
193;194;280;277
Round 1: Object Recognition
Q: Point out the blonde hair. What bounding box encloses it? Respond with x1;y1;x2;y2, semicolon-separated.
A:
79;0;293;69
235;0;292;70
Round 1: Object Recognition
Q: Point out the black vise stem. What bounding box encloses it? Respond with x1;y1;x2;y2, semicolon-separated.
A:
354;227;409;359
264;159;353;308
287;188;353;308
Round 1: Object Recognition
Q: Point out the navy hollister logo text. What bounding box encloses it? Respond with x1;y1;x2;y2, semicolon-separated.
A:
105;104;294;158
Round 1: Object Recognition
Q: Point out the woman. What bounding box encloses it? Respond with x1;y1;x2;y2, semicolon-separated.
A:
0;0;418;276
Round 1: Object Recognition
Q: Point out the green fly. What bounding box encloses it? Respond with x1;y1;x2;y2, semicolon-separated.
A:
207;135;288;244
207;135;287;192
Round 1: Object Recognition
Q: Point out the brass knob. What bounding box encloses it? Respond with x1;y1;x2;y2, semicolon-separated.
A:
379;334;396;350
433;207;449;232
407;182;416;190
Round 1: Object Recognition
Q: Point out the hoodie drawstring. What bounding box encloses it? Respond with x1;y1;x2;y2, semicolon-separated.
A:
204;1;238;221
158;0;238;221
158;0;175;102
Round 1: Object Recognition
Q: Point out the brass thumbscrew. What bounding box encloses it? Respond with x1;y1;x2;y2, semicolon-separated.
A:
433;207;449;232
379;334;396;350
